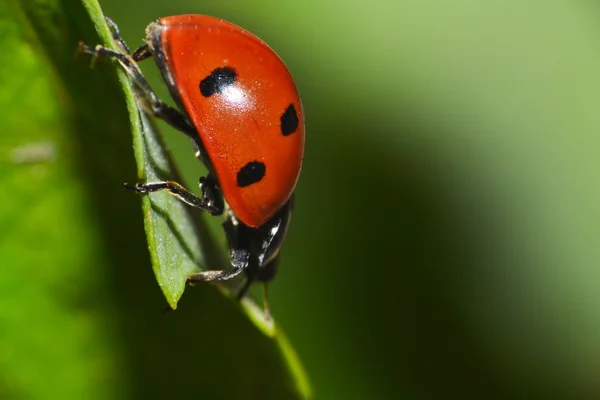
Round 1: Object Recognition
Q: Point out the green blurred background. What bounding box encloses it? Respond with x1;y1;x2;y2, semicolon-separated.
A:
4;0;600;398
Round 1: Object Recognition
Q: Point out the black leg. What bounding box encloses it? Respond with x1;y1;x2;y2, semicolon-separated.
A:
124;178;224;215
198;175;224;215
131;45;153;62
104;16;131;54
78;41;198;138
186;235;250;285
187;265;245;283
185;212;254;286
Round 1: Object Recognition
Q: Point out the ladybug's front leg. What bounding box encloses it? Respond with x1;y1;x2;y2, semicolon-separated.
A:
78;42;198;139
125;173;224;216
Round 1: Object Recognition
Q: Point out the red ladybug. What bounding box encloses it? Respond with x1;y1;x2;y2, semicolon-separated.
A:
80;15;304;308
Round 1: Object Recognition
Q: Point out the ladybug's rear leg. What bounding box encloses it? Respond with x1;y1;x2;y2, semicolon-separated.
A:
186;248;249;283
184;198;291;317
187;214;251;284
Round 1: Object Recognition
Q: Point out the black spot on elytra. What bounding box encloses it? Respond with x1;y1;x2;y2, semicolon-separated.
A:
199;67;237;97
280;104;299;136
237;161;266;187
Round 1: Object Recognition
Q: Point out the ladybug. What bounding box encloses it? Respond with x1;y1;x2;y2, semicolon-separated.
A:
80;15;304;311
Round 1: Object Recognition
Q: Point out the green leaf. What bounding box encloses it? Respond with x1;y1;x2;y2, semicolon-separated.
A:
2;0;311;398
82;0;226;310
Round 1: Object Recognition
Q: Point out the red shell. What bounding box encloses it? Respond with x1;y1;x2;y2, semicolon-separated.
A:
148;15;304;228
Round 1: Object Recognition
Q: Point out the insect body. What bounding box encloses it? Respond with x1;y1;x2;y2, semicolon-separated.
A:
80;15;304;310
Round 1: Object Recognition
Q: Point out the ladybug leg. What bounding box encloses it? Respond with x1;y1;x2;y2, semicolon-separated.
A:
186;199;288;319
78;43;198;138
197;174;224;215
131;45;153;62
187;214;252;284
124;174;224;216
186;257;247;283
104;16;131;54
230;198;293;311
103;17;151;62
